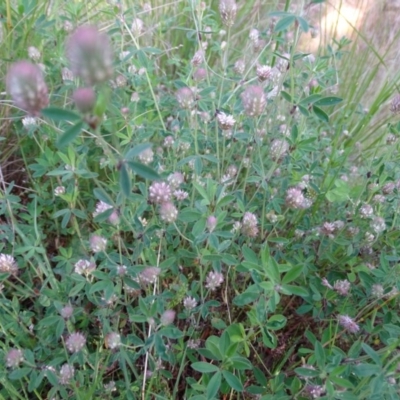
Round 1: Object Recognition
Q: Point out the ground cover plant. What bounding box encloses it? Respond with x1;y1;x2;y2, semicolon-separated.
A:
1;0;400;399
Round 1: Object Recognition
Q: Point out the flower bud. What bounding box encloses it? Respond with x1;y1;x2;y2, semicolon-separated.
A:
206;216;217;232
73;87;96;113
66;25;113;85
6;61;49;116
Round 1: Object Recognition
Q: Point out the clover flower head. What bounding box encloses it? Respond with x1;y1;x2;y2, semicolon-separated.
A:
0;254;18;274
333;280;351;296
159;202;178;223
338;315;359;333
183;296;198;311
66;25;113;85
149;181;172;204
6;60;49;116
217;111;235;130
66;332;86;353
59;364;75;385
205;271;224;290
6;349;24;369
219;0;238;27
105;332;121;349
241;85;266;116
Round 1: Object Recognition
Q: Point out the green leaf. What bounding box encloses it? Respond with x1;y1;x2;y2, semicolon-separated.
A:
57;121;84;148
314;96;343;107
230;356;252;370
353;363;381;377
299;94;322;106
260;245;280;283
219;331;231;356
312;105;329;122
191;362;220;373
294;367;320;378
233;285;260;306
315;341;326;368
69;281;86;297
193;182;210;204
125;143;152;160
329;375;354;389
56;318;65;338
326;179;350;202
93;188;114;205
94;88;110;116
159;327;183;339
126;161;160;180
282;265;303;284
119;163;131;197
274;15;296;32
361;343;382;366
281;90;293;103
297;105;310;116
206;371;221;400
296;16;309;32
222;370;243;392
8;368;32;380
41;107;81;122
266;314;287;330
61;209;71;229
281;284;309;297
89;280;113;295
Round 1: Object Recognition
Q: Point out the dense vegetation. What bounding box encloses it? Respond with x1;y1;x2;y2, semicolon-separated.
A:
1;0;400;399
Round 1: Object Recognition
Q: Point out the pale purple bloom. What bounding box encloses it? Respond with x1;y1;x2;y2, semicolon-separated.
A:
205;271;224;290
138;267;161;285
74;259;96;276
241;212;258;238
93;201;113;217
333;280;351;296
59;364;75;385
160;310;176;326
72;87;96;113
66;332;86;353
6;61;49;116
219;0;238;26
149;182;172;204
66;25;113;85
60;304;74;319
241;86;266;116
0;254;18;274
89;235;107;253
159;202;178;223
5;349;24;368
105;332;121;349
176;87;195;109
183;296;198;311
338;315;360;333
206;216;217;233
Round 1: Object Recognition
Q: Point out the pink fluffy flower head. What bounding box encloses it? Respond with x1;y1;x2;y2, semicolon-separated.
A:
73;87;96;113
65;332;86;353
6;349;24;369
176;87;195;109
338;315;360;334
241;85;266;117
66;25;113;85
149;181;172;204
219;0;238;27
6;61;49;116
159;202;178;223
